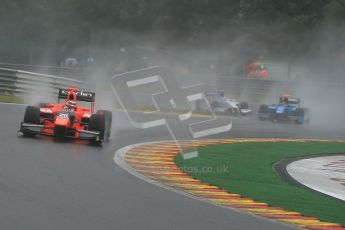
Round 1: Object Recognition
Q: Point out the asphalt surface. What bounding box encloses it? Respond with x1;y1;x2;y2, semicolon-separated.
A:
1;103;345;230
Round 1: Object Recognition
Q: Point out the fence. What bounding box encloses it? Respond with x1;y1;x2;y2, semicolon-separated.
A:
0;68;85;97
0;63;85;79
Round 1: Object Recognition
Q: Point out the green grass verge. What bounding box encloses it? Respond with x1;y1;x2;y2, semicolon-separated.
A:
0;95;23;103
175;142;345;225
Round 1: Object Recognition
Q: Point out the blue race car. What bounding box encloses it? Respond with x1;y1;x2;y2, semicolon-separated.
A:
258;95;310;124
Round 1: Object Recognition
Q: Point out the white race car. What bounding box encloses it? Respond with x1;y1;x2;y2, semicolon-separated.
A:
195;91;252;116
211;98;252;116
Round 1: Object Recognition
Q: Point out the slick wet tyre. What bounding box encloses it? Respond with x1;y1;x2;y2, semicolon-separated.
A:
96;110;112;139
24;106;40;124
240;102;249;110
259;104;268;113
23;106;40;136
88;113;105;142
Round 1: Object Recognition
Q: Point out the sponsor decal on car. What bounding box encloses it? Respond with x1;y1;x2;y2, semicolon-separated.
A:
40;108;52;113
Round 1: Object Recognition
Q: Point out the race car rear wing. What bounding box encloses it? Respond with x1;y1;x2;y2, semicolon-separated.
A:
58;89;95;102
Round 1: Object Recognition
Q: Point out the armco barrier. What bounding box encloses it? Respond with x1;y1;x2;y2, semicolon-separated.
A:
0;68;85;96
0;62;84;79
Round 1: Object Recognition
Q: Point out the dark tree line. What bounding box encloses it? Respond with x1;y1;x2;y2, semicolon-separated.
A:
0;0;344;65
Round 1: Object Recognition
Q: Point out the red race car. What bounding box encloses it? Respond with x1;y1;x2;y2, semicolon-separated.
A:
247;62;269;80
19;87;112;144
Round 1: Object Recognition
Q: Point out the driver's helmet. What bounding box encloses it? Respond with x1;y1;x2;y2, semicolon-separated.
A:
258;64;265;70
66;100;77;111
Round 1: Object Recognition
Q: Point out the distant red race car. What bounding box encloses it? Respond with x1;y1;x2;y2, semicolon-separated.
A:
247;62;269;80
19;87;112;144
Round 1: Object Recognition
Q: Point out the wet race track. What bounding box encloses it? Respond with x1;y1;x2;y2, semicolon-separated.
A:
1;103;345;230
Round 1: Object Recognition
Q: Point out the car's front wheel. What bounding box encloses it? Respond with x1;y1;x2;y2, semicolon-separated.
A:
88;110;112;144
97;110;112;139
228;108;239;116
294;108;307;124
23;106;40;136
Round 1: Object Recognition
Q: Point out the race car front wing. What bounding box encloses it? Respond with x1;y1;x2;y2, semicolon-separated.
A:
19;122;101;141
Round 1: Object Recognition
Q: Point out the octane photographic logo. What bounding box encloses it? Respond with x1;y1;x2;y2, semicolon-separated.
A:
111;66;232;159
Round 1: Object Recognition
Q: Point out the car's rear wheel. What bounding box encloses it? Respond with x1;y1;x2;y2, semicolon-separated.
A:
258;104;269;120
23;106;40;136
240;102;249;110
258;104;268;113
